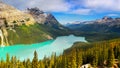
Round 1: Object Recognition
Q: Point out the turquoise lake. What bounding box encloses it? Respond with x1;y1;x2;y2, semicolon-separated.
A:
0;35;87;61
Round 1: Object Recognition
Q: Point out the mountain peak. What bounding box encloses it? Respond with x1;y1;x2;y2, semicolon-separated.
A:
102;16;113;20
27;7;44;15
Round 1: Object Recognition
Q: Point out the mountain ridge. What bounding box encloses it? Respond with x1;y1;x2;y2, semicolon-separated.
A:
27;7;66;30
66;16;120;33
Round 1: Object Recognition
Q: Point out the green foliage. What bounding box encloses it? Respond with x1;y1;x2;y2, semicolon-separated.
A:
26;59;31;68
32;51;39;68
37;24;70;38
73;31;120;42
107;48;115;67
7;23;70;45
64;39;120;67
7;24;51;45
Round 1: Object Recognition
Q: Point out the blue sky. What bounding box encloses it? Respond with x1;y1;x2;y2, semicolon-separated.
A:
3;0;120;24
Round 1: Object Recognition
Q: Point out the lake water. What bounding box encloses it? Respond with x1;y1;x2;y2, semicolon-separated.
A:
0;35;87;61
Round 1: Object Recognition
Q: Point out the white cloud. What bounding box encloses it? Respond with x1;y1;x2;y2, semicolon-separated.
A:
83;0;120;12
3;0;120;15
28;0;71;12
3;0;71;12
68;0;120;13
69;9;91;15
107;14;119;16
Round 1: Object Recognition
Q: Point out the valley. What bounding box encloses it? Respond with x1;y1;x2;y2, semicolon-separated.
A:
0;0;120;68
66;16;120;42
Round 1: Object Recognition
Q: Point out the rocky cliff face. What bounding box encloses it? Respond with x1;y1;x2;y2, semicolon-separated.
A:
26;7;47;24
27;7;65;29
0;2;35;27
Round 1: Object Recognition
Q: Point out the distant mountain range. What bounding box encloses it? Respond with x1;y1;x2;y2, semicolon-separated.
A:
65;16;120;33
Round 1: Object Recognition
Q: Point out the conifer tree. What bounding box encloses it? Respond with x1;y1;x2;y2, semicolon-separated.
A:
107;48;115;67
18;62;25;68
0;58;5;68
26;59;31;68
71;49;77;68
32;51;39;68
49;53;55;68
6;53;10;68
39;60;45;68
92;51;98;68
76;50;83;68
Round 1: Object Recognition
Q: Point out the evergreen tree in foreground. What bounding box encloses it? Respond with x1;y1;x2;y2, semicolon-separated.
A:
107;47;115;67
32;51;39;68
